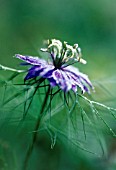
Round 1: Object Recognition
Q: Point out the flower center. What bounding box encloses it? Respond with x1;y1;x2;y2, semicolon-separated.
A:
41;39;87;68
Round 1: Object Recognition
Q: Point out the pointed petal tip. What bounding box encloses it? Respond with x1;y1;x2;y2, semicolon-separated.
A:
15;54;23;59
80;58;87;64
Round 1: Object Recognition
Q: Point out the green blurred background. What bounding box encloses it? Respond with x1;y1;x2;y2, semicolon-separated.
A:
0;0;116;170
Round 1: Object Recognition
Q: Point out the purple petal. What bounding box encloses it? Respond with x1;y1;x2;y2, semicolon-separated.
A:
15;54;47;65
62;65;93;93
72;85;77;92
79;73;93;89
61;70;72;91
52;70;65;91
43;69;54;78
52;69;72;92
24;65;44;80
65;71;85;93
48;78;57;87
40;65;55;77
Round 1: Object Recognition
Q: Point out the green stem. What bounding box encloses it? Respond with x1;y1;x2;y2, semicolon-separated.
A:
23;85;51;170
0;64;25;72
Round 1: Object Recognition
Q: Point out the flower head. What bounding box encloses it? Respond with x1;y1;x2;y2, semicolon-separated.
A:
15;39;94;93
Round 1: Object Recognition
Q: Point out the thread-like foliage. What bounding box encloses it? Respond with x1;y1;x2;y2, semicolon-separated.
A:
0;64;116;169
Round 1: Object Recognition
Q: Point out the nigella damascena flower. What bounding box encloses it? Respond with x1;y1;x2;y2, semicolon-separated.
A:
15;39;94;93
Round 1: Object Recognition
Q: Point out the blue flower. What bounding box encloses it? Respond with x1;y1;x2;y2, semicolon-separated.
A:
15;39;94;93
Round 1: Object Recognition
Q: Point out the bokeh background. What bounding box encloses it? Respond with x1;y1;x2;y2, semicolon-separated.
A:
0;0;116;170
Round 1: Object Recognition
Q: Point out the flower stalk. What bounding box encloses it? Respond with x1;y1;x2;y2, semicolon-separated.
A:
23;85;51;170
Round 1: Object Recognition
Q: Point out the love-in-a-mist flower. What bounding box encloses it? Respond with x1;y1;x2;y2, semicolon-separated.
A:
15;39;94;93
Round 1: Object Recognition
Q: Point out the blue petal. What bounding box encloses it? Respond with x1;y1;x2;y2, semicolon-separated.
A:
24;66;44;81
15;54;47;65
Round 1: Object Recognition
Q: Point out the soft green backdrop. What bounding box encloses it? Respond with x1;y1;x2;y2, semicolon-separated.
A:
0;0;116;170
